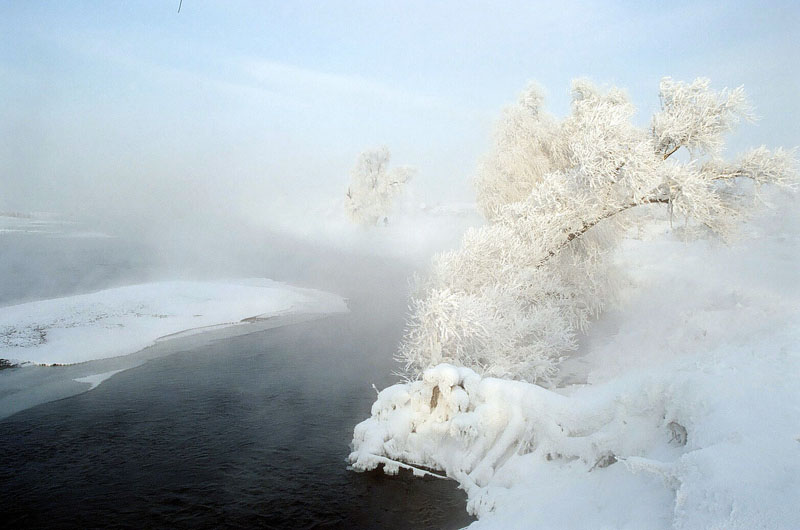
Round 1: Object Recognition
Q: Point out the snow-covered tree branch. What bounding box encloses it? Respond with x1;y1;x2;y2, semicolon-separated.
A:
397;77;797;384
344;147;413;226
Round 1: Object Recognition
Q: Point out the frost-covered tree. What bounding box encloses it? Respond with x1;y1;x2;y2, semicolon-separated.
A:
474;82;567;220
397;77;796;384
345;147;413;226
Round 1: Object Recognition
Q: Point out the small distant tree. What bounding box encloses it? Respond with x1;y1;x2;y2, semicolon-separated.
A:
397;77;796;384
345;147;413;226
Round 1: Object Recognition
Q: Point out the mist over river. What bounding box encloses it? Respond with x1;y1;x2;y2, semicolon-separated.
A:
0;225;473;529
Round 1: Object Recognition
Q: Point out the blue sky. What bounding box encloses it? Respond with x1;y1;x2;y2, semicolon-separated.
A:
1;0;798;226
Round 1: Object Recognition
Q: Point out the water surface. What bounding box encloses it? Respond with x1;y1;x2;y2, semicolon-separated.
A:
1;228;474;529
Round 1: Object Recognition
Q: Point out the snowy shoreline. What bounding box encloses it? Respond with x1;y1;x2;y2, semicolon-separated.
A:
350;197;800;529
0;278;348;366
0;279;349;419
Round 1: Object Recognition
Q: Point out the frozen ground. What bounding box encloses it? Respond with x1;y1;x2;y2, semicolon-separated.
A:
350;192;800;529
0;279;348;366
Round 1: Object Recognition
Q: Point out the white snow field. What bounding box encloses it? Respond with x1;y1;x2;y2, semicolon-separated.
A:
1;279;348;366
350;194;800;529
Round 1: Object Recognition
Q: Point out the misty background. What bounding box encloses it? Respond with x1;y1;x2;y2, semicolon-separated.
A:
2;1;798;236
0;1;797;312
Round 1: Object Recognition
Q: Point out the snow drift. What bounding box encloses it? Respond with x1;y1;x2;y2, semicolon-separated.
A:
0;279;348;366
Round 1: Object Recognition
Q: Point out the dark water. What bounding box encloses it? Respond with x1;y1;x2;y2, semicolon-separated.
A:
0;229;474;529
0;312;474;529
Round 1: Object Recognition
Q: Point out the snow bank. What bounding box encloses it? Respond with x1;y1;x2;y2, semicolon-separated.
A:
0;279;348;365
350;195;800;529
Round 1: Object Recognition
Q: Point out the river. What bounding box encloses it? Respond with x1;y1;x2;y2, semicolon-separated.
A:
0;222;474;529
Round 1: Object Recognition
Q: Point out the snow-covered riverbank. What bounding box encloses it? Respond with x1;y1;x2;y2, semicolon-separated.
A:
1;279;348;366
350;195;800;529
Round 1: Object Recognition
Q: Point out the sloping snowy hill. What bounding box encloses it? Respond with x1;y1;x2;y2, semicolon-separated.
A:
350;193;800;529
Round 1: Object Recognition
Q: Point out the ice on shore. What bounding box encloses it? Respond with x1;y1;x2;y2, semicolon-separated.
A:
0;279;348;366
73;369;126;390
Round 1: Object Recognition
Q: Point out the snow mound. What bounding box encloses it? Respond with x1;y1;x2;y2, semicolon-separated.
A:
0;279;348;365
350;195;800;529
352;344;800;528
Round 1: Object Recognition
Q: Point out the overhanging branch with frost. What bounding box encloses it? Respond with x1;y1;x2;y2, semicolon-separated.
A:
396;76;797;384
